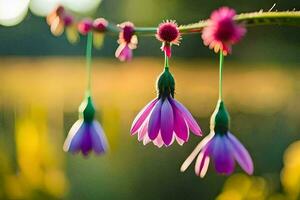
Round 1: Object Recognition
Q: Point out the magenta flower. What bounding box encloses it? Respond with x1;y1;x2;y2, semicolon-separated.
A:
78;19;93;35
202;7;246;55
63;96;108;156
156;20;181;58
115;22;138;61
130;66;202;147
181;101;253;177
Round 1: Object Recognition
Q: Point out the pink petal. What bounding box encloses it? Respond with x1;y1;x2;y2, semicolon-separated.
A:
148;99;162;140
171;99;202;136
173;105;189;142
160;99;174;146
227;132;254;175
195;147;210;178
153;133;164;148
138;120;149;141
131;99;158;134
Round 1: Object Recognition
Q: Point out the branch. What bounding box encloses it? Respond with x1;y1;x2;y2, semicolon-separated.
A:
105;11;300;36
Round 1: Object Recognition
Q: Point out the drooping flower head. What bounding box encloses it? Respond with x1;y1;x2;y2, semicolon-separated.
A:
202;7;246;55
78;18;93;35
156;20;181;58
92;18;109;49
63;96;108;156
115;22;138;61
181;100;253;177
130;56;202;147
47;5;74;36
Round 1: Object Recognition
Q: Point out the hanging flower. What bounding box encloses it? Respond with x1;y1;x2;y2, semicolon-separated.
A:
156;20;181;58
202;7;246;55
115;22;138;61
78;18;93;35
92;18;108;49
47;5;74;36
130;59;202;147
181;100;253;177
63;96;108;156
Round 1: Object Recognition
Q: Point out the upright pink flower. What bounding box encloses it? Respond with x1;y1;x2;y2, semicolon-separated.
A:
181;101;253;177
115;22;138;61
156;20;181;58
202;7;246;55
130;64;202;147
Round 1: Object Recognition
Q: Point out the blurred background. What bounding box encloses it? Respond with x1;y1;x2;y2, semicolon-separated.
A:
0;0;300;199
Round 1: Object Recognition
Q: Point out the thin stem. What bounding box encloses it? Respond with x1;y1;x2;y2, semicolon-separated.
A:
164;51;169;69
219;51;224;101
105;11;300;36
86;32;93;96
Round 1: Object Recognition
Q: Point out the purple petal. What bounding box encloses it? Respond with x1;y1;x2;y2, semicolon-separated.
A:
173;105;189;142
81;123;93;156
90;121;108;154
160;99;174;146
227;132;254;175
131;99;158;134
148;99;162;140
211;135;235;175
64;120;85;153
171;98;202;136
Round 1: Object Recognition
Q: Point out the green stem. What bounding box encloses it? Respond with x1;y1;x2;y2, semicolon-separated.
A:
86;32;93;97
104;11;300;36
219;51;224;101
164;51;169;69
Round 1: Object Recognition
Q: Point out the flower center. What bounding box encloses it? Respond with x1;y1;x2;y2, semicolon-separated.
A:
215;19;235;41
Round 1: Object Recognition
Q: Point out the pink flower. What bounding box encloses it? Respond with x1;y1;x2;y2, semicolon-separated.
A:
47;5;74;36
130;68;202;147
115;22;138;61
93;18;108;32
156;20;181;58
202;7;246;55
78;19;93;35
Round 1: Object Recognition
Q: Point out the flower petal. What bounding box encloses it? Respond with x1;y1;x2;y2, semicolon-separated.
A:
90;121;108;154
130;99;158;134
171;99;202;136
212;135;235;175
160;99;174;146
148;100;162;140
173;105;189;142
80;124;93;156
63;119;84;153
138;120;148;141
227;132;254;175
153;133;164;148
195;147;210;178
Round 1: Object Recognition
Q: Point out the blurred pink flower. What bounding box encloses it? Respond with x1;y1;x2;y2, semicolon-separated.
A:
202;7;246;55
78;19;93;35
115;22;138;61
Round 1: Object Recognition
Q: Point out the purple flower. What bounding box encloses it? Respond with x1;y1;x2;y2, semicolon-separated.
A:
202;7;246;55
63;96;108;156
130;67;202;147
63;119;108;156
181;101;253;177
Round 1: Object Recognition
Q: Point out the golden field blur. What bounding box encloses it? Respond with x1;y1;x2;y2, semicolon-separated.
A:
0;57;299;199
